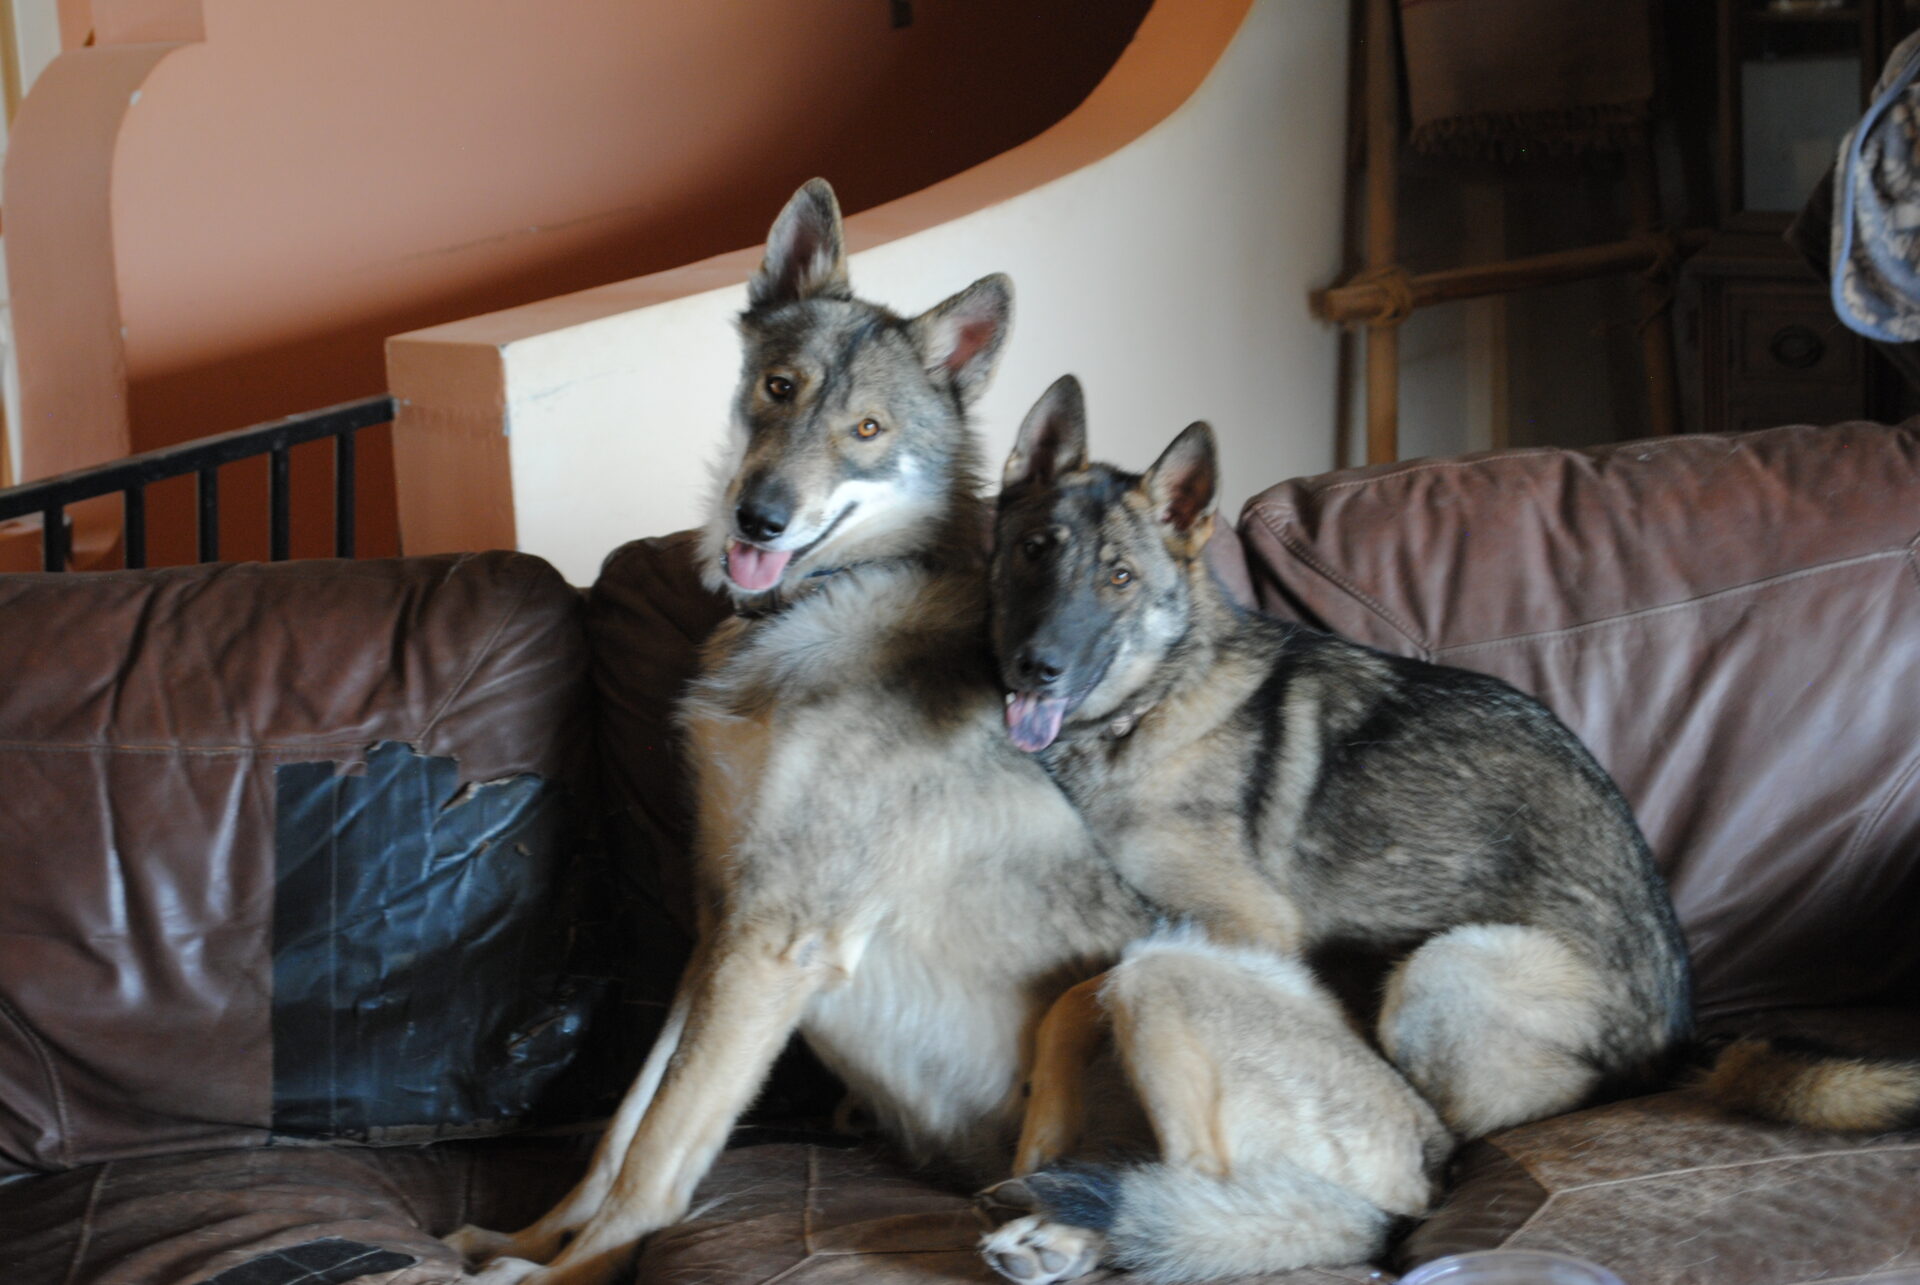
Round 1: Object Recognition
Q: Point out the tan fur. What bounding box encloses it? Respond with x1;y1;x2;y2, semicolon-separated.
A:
456;185;1161;1285
1107;933;1447;1218
990;404;1694;1147
496;573;1140;1284
1704;1038;1920;1132
1378;924;1611;1139
1015;973;1109;1175
983;932;1451;1285
1107;988;1232;1179
465;190;1467;1285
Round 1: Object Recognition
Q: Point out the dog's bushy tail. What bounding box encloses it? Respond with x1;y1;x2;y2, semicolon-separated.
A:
1702;1037;1920;1131
1022;1161;1391;1284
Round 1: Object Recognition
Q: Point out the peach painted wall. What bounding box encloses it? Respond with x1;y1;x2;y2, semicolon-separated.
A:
389;0;1349;586
5;0;1146;564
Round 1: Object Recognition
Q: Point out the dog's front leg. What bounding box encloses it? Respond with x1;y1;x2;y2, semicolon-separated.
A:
1111;821;1306;956
449;938;711;1267
507;924;855;1285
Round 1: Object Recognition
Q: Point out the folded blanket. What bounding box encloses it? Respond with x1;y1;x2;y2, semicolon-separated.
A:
1400;0;1654;157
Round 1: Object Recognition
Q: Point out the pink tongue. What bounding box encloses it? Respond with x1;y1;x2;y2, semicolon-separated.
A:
728;540;793;592
1006;692;1068;753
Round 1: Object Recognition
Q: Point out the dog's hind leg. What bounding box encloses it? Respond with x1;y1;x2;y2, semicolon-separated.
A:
1378;922;1610;1138
1107;977;1232;1180
978;972;1113;1222
1012;972;1110;1176
447;946;702;1267
983;934;1438;1284
515;923;855;1285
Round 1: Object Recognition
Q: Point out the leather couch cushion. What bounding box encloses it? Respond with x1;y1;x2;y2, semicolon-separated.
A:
638;1141;1388;1285
1237;423;1920;1022
0;1132;595;1285
0;554;595;1174
1404;1008;1920;1283
585;533;729;952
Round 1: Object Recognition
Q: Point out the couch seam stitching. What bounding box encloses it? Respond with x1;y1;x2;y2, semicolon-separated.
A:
457;1145;476;1245
1300;448;1570;498
802;1146;817;1257
801;1248;993;1259
0;990;75;1168
1293;426;1879;503
1434;547;1907;659
417;554;534;750
1542;1139;1920;1195
753;1158;815;1285
1469;1145;1557;1247
724;1150;821;1285
59;1162;108;1285
1488;1140;1920;1248
0;741;400;757
1242;503;1431;657
1835;538;1920;875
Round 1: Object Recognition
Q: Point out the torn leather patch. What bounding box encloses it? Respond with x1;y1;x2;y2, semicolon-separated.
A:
270;741;597;1141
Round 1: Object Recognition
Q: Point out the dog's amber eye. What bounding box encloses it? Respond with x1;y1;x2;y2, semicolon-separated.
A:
1109;567;1133;587
855;418;883;439
1021;535;1047;560
765;375;794;400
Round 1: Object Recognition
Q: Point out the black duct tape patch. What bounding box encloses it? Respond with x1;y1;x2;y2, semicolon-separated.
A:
272;741;597;1140
202;1238;415;1285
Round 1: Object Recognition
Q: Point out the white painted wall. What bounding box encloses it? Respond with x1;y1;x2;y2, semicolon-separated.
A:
464;0;1348;585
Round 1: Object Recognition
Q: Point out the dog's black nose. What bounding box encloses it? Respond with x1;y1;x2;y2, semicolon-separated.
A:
736;499;790;543
1016;649;1064;686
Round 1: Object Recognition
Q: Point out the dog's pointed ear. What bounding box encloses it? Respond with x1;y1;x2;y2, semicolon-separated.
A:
748;179;851;308
1141;422;1217;556
1002;375;1088;498
910;273;1012;408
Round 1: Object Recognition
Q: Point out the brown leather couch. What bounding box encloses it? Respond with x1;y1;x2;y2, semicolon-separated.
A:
2;422;1916;1285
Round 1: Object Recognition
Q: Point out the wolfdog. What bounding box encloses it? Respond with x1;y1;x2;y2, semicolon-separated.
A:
990;376;1695;1145
448;185;1450;1285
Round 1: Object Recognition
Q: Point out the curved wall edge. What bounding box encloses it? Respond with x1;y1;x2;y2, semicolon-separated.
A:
5;42;188;482
393;0;1350;583
397;0;1253;353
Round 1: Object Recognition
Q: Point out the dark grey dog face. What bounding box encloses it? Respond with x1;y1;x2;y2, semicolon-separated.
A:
702;179;1012;600
990;376;1218;751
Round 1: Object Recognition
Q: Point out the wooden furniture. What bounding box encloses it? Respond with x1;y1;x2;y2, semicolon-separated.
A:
1687;0;1919;434
1315;0;1697;465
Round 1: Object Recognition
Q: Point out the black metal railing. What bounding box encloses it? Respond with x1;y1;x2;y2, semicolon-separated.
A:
0;394;394;572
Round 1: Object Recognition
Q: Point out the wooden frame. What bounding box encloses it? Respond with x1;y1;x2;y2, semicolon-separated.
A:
1717;0;1900;236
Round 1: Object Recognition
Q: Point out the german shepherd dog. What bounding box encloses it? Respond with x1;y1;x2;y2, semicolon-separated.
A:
988;380;1920;1172
990;376;1695;1144
450;185;1450;1285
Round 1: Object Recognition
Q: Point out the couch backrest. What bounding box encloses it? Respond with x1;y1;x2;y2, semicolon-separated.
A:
1238;422;1920;1022
0;553;597;1173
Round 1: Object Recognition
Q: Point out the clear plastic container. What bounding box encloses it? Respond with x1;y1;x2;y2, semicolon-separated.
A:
1397;1250;1627;1285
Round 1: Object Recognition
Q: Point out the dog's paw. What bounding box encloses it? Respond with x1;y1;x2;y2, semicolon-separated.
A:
979;1214;1106;1284
445;1223;519;1267
974;1176;1041;1222
471;1257;547;1284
